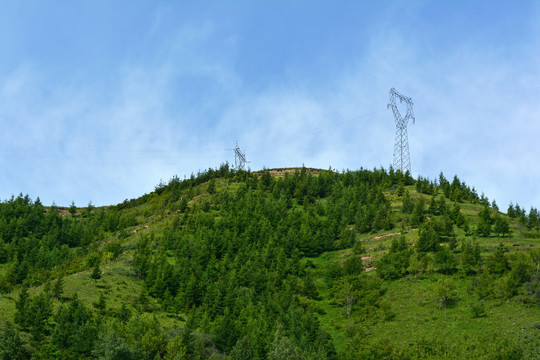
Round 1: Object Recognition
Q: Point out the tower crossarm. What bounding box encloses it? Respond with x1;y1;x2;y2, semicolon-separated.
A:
387;88;415;128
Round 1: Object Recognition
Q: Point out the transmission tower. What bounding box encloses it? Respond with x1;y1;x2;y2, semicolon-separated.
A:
387;88;415;173
232;141;249;171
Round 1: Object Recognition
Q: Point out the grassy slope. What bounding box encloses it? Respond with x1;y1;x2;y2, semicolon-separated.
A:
1;171;538;357
307;184;540;355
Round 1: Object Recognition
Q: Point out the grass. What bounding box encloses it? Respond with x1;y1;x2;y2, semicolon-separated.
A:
2;172;538;357
309;256;540;354
300;186;540;355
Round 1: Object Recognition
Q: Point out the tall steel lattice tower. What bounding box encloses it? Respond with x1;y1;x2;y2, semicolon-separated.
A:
232;141;249;171
387;88;415;173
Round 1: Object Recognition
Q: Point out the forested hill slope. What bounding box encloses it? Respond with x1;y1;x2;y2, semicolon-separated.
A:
0;165;539;359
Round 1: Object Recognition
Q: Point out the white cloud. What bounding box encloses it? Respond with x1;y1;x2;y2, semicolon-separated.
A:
1;3;539;212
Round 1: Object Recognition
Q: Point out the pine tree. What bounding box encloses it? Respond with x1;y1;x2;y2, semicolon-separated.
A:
27;292;52;342
401;191;414;214
93;293;107;315
494;215;510;237
507;203;516;218
52;276;64;300
0;321;29;360
476;206;493;237
68;201;77;216
434;246;458;274
416;222;439;252
14;285;30;330
486;243;509;275
92;330;144;360
461;240;481;274
117;303;131;323
91;264;102;280
411;198;425;226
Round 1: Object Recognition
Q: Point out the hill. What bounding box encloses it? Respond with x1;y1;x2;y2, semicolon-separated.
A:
0;164;539;359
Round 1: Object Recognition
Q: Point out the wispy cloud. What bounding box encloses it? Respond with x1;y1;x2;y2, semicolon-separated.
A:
0;2;539;211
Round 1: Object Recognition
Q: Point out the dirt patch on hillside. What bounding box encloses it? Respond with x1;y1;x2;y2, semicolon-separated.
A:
254;168;324;177
365;232;401;241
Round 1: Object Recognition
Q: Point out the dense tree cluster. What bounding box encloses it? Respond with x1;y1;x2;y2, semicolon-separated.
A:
0;195;138;292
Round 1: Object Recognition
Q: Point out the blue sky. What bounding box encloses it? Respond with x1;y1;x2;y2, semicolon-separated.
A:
1;1;539;210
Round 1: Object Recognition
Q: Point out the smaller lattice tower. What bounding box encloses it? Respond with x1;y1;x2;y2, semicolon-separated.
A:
232;141;249;171
387;88;415;173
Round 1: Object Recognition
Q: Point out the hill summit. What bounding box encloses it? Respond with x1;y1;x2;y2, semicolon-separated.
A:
0;164;539;359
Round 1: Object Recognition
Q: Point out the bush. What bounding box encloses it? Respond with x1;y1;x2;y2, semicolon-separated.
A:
470;302;486;318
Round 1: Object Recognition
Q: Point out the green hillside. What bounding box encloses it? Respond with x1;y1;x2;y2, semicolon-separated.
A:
0;165;539;359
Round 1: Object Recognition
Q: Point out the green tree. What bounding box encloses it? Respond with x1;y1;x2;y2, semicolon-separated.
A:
92;330;144;360
52;293;98;355
125;313;166;358
416;222;440;252
411;198;425;226
433;246;458;274
493;272;520;300
343;255;363;276
0;321;29;360
338;281;356;317
268;325;302;360
84;201;95;217
486;243;509;275
14;285;30;330
428;196;437;215
117;303;131;324
93;293;107;316
68;201;77;216
476;205;492;237
493;215;510;237
476;219;492;237
470;302;486;318
207;179;216;194
461;240;482;274
164;336;187;360
52;276;64;300
91;263;102;280
434;278;455;321
401;191;414;214
301;271;319;299
27;292;53;342
229;335;259;360
377;238;411;280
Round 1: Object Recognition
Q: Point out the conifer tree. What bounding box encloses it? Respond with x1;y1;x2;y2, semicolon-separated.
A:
0;321;29;360
401;191;414;214
52;276;64;300
411;198;425;226
416;222;439;252
27;292;52;342
14;285;30;330
94;293;107;315
461;240;482;274
117;303;131;324
486;243;509;275
91;263;102;280
68;201;77;216
494;215;510;237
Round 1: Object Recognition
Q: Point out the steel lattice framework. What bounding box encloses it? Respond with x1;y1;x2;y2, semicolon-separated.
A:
232;141;249;171
387;88;415;173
